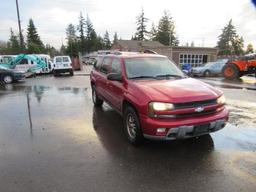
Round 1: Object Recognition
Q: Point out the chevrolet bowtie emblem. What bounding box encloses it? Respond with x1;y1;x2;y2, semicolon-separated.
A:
195;107;204;112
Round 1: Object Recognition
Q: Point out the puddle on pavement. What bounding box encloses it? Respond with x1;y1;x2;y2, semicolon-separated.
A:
0;84;88;100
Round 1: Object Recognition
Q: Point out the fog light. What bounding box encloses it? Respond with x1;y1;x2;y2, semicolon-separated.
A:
156;128;166;133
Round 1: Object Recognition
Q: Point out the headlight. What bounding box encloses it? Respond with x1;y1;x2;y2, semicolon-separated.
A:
150;102;174;111
148;102;174;117
217;95;226;105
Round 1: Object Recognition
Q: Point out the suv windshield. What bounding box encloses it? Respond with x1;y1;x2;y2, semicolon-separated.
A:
124;57;184;79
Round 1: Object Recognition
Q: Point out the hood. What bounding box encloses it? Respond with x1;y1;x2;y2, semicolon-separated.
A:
132;78;222;103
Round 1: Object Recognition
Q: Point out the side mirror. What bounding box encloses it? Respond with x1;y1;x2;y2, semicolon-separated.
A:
107;73;122;82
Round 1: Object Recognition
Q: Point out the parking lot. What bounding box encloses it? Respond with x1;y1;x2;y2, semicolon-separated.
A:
0;71;256;192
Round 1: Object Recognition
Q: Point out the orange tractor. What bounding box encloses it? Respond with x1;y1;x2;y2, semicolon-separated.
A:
222;54;256;79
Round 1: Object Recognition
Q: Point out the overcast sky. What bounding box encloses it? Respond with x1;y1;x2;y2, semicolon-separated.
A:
0;0;255;49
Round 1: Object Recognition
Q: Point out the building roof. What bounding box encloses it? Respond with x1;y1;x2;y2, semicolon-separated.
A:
114;40;166;50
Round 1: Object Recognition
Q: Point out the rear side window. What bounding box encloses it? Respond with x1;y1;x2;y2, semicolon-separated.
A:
111;59;122;74
100;57;112;74
94;57;103;71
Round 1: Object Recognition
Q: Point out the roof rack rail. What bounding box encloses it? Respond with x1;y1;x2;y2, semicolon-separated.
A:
143;49;158;54
97;50;122;55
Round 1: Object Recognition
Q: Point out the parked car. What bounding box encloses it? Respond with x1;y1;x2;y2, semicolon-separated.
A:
0;66;25;84
53;56;73;76
90;52;229;145
191;60;228;77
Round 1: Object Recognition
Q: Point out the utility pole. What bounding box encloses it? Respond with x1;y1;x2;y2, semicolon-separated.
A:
15;0;24;52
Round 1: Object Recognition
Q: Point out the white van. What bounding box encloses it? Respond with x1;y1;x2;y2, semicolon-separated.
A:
53;56;73;76
13;54;53;74
0;55;16;64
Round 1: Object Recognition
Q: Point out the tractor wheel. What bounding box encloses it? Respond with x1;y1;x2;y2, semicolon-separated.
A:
222;64;240;80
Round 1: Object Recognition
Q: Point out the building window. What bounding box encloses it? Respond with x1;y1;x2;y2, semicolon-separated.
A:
179;54;204;67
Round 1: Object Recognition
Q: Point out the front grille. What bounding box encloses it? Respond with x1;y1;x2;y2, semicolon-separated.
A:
174;99;217;109
175;109;217;118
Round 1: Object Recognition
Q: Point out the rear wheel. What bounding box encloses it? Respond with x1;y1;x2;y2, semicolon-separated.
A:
222;64;240;79
3;75;13;84
53;70;58;77
123;106;143;145
70;70;74;76
92;85;103;107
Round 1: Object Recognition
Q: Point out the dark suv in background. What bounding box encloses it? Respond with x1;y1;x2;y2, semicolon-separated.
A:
90;52;228;145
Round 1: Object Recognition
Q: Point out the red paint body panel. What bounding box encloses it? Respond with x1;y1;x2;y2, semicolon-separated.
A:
90;53;229;138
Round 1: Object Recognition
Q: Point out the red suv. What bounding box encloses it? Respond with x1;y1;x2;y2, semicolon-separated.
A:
90;52;229;145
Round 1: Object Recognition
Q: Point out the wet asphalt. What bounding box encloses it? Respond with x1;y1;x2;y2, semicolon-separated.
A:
0;74;255;192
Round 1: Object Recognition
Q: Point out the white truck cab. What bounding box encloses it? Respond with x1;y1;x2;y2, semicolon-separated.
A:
53;56;73;76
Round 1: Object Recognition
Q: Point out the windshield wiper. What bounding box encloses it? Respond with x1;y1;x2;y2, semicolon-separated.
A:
129;75;157;80
155;74;184;79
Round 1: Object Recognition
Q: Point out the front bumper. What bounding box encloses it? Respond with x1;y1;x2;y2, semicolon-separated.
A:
141;108;229;140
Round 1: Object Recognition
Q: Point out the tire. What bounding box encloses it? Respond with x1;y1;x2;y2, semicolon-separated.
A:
123;106;143;145
53;70;58;77
222;64;240;79
3;74;13;84
70;70;74;76
203;70;210;77
92;85;103;107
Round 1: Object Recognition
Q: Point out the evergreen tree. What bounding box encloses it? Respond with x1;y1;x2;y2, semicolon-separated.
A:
77;12;86;54
232;36;244;55
245;43;254;54
85;15;97;52
45;44;59;57
26;19;45;53
217;19;244;55
134;8;148;41
149;23;157;41
66;23;79;56
103;31;111;49
0;41;8;54
60;44;66;55
94;36;104;51
7;28;20;54
155;10;179;46
113;32;118;44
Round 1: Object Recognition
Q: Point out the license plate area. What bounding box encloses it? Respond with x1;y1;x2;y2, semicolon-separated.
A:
194;124;210;134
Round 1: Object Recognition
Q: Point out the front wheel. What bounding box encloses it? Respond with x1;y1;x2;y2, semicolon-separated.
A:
3;75;13;84
123;106;143;145
92;85;103;107
203;70;210;77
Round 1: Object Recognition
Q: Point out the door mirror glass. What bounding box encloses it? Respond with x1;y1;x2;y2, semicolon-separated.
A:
107;73;122;82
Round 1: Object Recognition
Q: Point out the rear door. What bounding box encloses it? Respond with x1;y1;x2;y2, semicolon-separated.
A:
106;58;124;111
97;57;112;99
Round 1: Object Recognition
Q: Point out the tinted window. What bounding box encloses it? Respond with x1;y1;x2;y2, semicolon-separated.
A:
19;59;28;65
111;59;121;74
56;57;62;63
125;57;184;79
63;57;69;62
100;57;112;74
94;57;103;71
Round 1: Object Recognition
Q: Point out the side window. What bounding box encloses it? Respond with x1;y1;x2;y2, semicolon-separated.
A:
111;59;122;74
94;57;103;71
19;59;28;65
100;57;112;74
